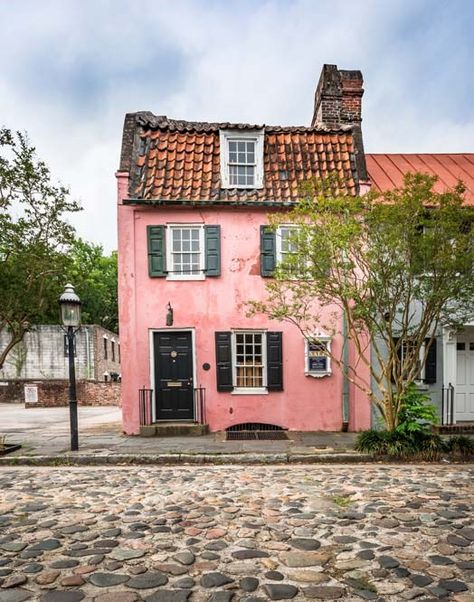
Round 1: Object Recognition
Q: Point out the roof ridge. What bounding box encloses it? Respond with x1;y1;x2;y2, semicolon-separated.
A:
366;152;474;157
133;112;352;134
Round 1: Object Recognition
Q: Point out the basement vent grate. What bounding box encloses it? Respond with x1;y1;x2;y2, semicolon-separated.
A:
225;422;288;441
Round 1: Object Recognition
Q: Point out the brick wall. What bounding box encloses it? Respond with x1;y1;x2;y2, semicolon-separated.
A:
93;326;121;381
0;379;121;407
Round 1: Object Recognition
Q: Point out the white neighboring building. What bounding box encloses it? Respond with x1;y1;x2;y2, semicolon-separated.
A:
0;324;121;382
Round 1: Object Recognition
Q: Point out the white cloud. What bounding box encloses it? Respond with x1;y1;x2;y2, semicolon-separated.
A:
0;0;472;251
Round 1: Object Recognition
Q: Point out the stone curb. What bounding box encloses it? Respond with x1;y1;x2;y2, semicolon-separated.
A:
0;452;375;466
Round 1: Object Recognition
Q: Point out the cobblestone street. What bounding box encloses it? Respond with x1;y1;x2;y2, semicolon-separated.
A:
0;465;472;602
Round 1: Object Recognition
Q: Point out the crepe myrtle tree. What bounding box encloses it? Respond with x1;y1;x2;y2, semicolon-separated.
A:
249;174;474;431
0;128;81;370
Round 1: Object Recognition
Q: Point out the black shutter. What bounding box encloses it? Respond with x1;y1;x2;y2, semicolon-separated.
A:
260;226;276;277
205;225;221;277
215;332;233;391
147;225;166;277
424;338;437;384
267;331;283;391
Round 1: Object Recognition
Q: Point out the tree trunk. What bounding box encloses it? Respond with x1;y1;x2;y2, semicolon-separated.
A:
0;328;26;371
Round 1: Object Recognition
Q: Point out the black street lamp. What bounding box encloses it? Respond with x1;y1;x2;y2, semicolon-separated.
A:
59;283;81;451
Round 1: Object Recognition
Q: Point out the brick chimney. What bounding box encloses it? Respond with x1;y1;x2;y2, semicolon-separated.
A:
312;64;367;182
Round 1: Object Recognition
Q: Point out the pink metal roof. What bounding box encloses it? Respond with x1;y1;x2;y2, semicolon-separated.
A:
366;154;474;205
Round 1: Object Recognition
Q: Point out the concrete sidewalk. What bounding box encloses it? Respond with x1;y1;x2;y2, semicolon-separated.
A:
0;403;361;464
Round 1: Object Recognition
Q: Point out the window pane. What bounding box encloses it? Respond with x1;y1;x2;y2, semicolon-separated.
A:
229;141;237;152
171;227;202;274
229;164;255;187
246;166;255;185
234;332;264;388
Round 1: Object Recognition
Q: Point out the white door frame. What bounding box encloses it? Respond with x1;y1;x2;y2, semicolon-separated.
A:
443;322;474;423
148;328;197;422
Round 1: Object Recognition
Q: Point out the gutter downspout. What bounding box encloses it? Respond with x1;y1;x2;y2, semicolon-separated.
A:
342;310;350;431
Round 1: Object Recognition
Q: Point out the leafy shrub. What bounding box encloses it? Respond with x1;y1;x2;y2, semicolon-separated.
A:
355;429;387;454
442;435;474;457
396;383;438;436
356;429;473;460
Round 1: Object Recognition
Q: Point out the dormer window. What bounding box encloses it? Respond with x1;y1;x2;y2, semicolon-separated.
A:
220;130;264;189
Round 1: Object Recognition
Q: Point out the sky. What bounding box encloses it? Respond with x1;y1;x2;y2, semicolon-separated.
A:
0;0;473;252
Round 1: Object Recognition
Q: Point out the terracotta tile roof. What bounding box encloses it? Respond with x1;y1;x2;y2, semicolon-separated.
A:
125;114;359;202
366;154;474;205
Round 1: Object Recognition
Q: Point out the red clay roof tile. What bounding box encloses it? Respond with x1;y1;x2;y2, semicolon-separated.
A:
127;115;358;201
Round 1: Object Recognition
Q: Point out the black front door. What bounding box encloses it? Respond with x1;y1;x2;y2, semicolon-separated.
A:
154;331;194;420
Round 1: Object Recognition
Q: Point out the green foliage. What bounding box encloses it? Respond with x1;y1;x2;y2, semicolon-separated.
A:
67;239;118;333
331;495;352;507
355;429;435;459
395;383;438;435
442;435;474;457
0;128;81;369
355;429;473;461
250;173;474;431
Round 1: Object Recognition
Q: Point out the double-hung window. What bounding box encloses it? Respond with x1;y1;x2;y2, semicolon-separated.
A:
233;331;266;391
215;330;283;393
276;226;298;263
276;225;308;277
148;224;220;279
400;339;425;382
167;225;205;280
229;139;256;186
392;337;437;385
220;130;264;189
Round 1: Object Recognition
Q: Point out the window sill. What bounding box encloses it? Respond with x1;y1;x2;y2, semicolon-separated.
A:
166;274;206;281
305;371;332;379
414;381;429;390
221;184;264;190
231;388;268;395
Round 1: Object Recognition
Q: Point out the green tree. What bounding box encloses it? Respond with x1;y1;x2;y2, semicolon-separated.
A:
67;239;118;333
0;128;81;370
250;174;474;431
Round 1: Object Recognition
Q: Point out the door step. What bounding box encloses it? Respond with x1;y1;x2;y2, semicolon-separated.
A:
436;423;474;434
140;423;209;437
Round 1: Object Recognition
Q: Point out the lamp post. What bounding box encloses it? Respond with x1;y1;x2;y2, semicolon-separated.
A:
59;283;81;451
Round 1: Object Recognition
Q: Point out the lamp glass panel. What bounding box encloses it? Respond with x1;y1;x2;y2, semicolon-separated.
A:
61;303;81;327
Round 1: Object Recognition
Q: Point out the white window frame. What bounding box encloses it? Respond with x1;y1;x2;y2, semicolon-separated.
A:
276;224;310;278
231;330;268;394
220;130;264;189
166;224;205;281
305;335;332;378
276;225;299;264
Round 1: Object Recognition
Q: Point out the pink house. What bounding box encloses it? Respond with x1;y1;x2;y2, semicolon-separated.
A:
117;64;372;435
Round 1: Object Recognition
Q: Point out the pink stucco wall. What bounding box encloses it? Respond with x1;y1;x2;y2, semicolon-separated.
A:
117;172;371;435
